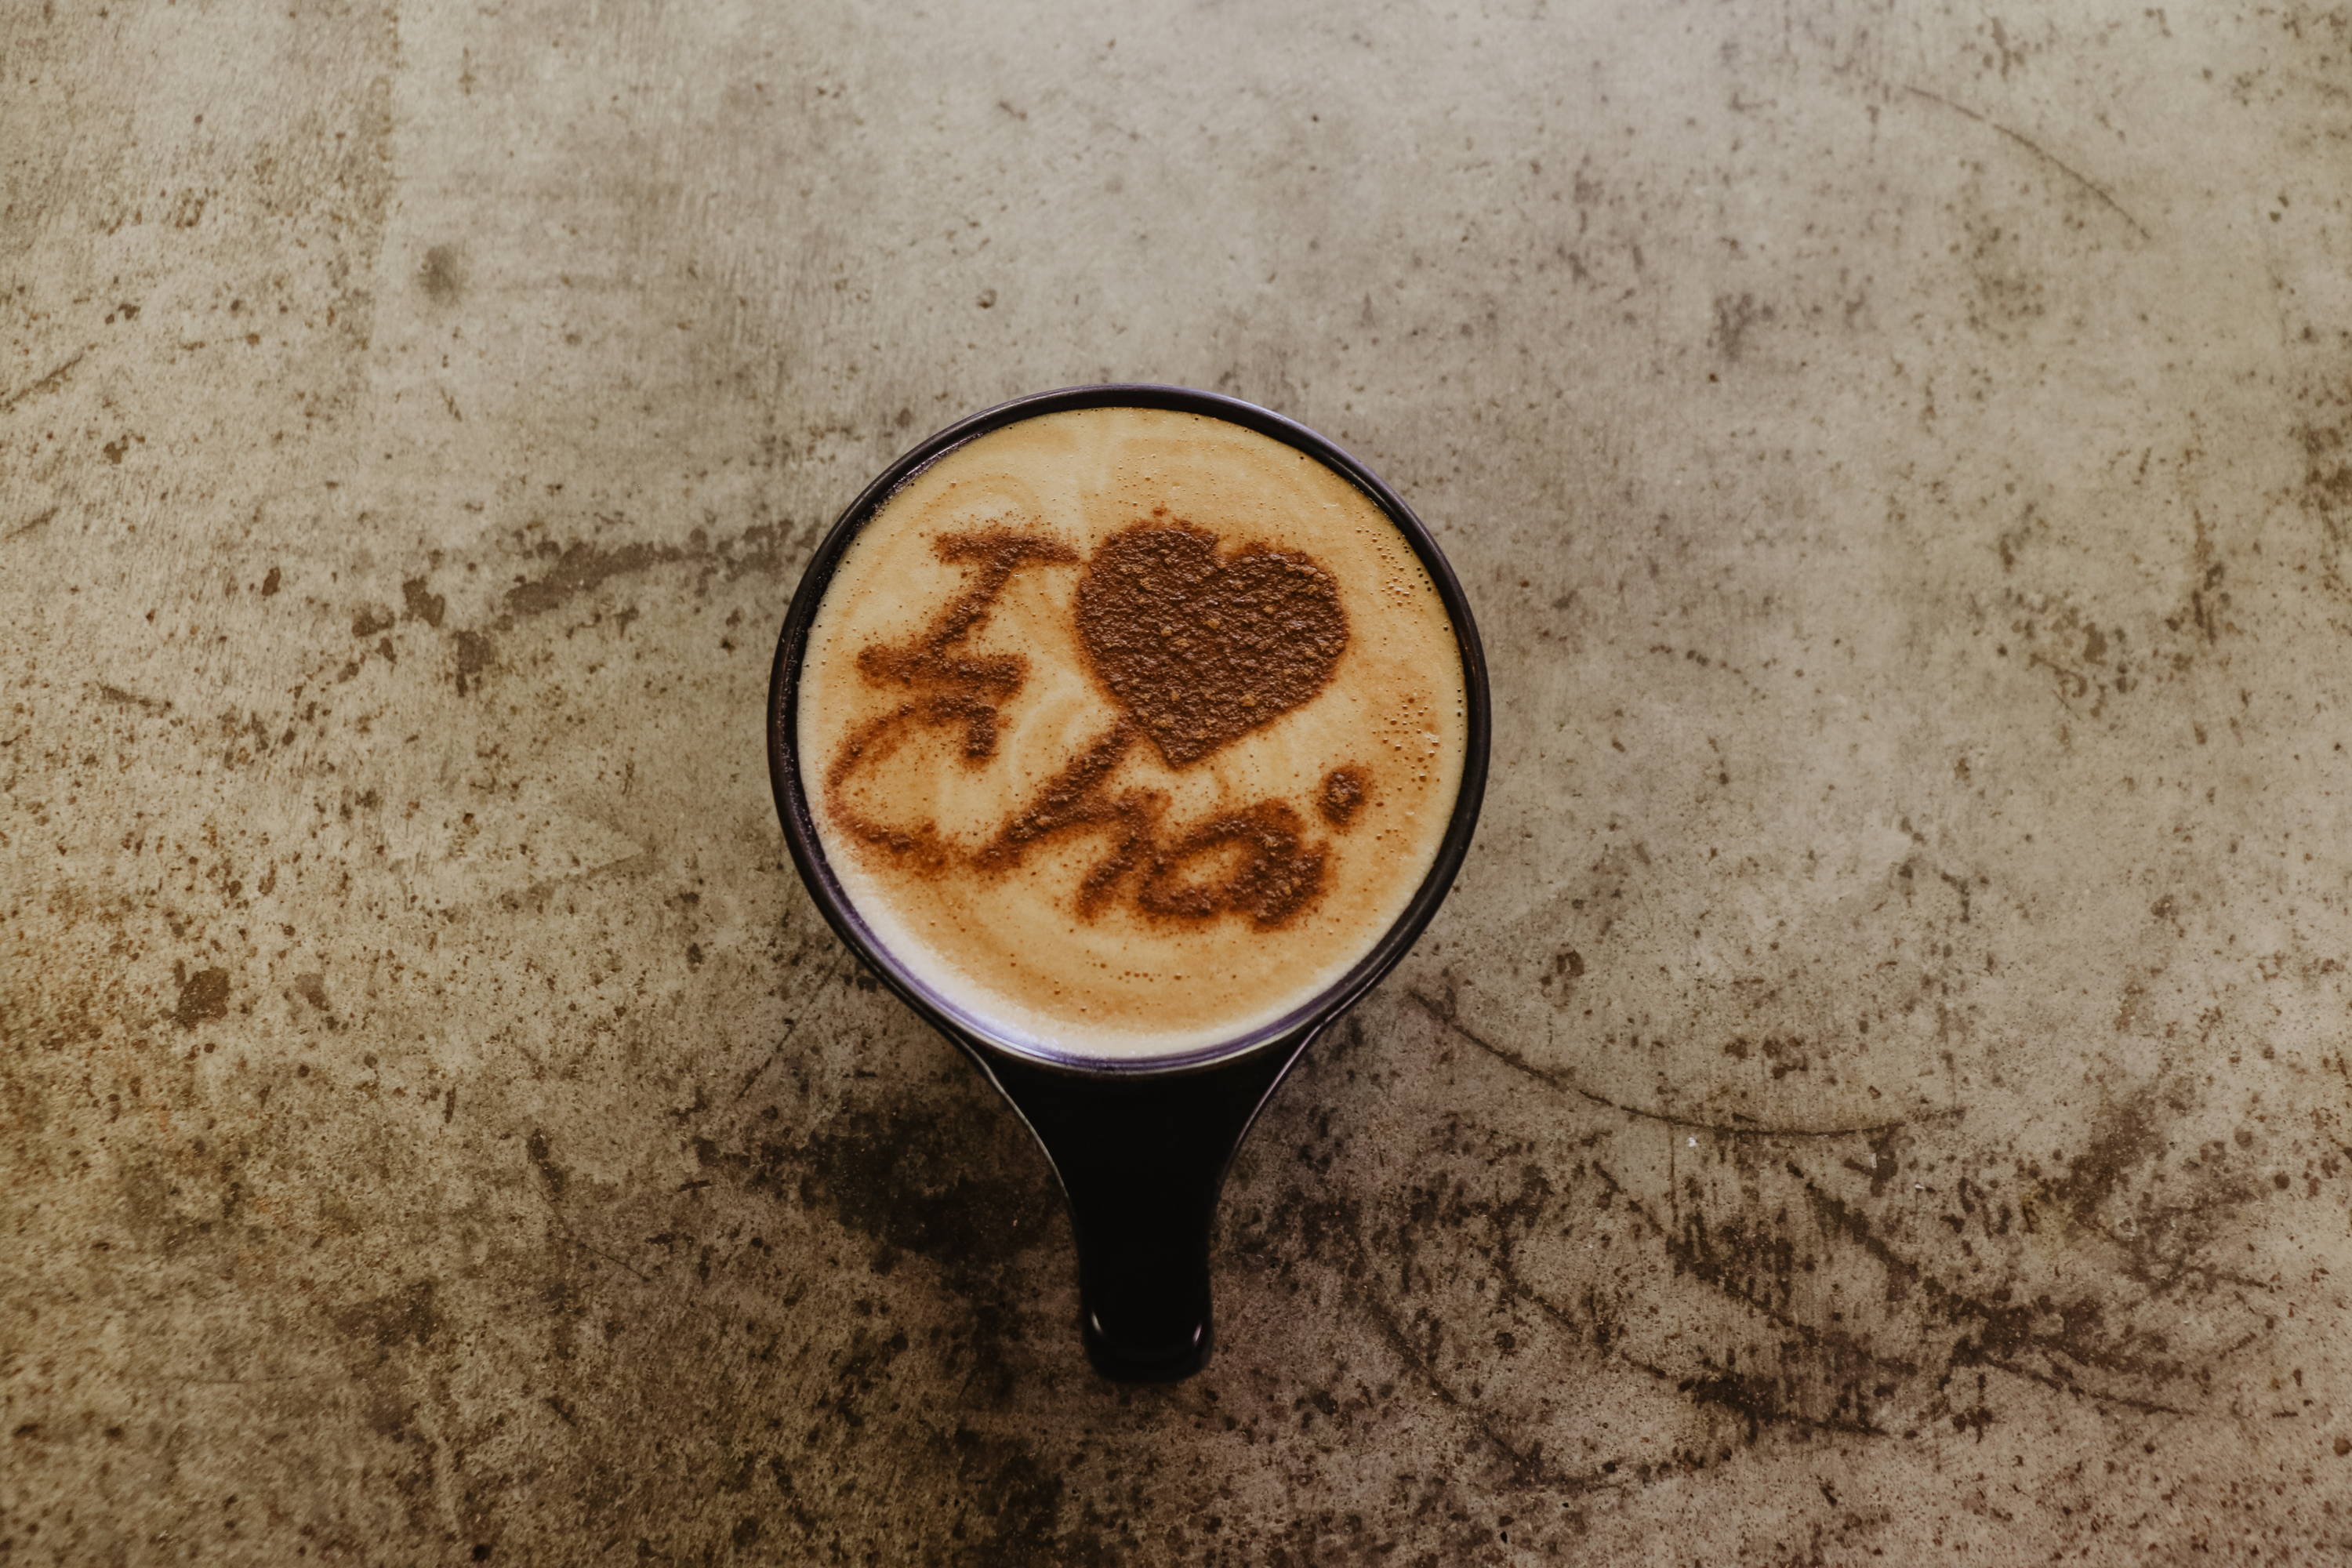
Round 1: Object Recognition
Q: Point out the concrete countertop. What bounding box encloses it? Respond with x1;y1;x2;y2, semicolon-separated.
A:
5;2;2350;1562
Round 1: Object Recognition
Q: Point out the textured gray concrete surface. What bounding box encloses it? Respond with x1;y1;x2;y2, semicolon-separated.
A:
5;1;2352;1562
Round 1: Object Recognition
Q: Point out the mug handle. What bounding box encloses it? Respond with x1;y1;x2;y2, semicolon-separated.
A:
982;1029;1319;1382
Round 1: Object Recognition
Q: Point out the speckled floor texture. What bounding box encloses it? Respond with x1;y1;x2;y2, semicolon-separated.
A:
5;2;2351;1563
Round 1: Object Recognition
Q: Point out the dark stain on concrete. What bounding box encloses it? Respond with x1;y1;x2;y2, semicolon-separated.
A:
292;971;331;1012
419;244;466;303
501;523;791;622
334;1279;443;1358
171;964;230;1029
452;627;494;694
1678;1362;1879;1440
507;539;684;619
525;1129;569;1200
2298;366;2352;599
401;576;446;626
1711;292;1773;361
784;1099;1054;1285
935;1426;1097;1566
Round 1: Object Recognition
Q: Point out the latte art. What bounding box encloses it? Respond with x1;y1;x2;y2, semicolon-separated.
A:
1076;521;1350;769
798;405;1467;1059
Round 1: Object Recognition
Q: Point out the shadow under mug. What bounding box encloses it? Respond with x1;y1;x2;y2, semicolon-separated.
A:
766;385;1491;1381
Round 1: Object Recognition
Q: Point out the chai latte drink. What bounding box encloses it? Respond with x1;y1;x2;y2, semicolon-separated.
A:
797;405;1468;1060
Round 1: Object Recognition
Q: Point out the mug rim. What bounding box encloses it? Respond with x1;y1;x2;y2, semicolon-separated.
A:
765;383;1492;1077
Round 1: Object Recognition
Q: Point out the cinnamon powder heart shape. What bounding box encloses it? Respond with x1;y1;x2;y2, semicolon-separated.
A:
1075;521;1349;768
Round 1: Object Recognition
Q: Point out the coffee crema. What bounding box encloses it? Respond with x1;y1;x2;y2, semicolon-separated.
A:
798;405;1467;1059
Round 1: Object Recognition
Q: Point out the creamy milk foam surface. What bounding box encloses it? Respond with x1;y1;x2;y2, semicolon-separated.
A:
798;405;1467;1059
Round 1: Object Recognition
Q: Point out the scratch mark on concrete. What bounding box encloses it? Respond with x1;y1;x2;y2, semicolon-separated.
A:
554;1223;657;1283
1622;1350;1886;1438
1904;85;2153;241
94;682;172;713
1407;989;1958;1139
1573;1164;1925;1377
6;506;58;541
1345;1275;1622;1496
0;349;88;413
734;1014;806;1102
1791;1162;2205;1418
1980;1353;2194;1417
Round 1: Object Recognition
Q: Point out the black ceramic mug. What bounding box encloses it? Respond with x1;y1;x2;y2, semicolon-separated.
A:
766;385;1490;1381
